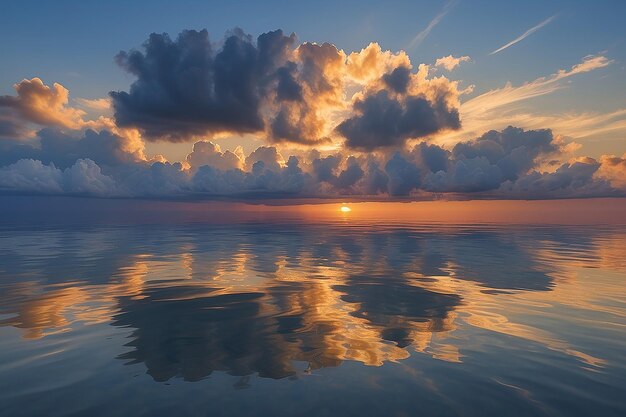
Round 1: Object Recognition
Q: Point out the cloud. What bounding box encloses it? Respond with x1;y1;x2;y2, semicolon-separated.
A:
382;66;412;93
0;27;623;201
109;29;349;145
0;128;145;169
465;55;611;114
0;78;138;151
346;43;411;84
452;127;558;181
498;158;615;198
0;111;34;140
435;55;470;71
186;141;244;171
0;78;87;129
439;55;615;143
384;153;421;196
75;98;111;111
0;127;622;199
310;154;365;191
245;146;285;172
109;28;465;147
268;42;347;145
490;14;557;55
0;158;116;196
597;154;626;189
408;1;457;50
337;89;460;150
110;29;279;141
425;127;561;192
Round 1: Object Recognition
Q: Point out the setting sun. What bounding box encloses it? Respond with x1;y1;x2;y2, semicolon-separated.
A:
340;206;351;213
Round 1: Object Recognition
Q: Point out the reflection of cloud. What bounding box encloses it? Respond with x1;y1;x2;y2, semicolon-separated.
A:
0;283;89;339
335;276;460;347
1;224;623;380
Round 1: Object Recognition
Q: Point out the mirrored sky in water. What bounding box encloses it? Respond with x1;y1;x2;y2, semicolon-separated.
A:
0;198;625;417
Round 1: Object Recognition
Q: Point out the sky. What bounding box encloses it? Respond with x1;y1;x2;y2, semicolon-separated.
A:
0;0;625;200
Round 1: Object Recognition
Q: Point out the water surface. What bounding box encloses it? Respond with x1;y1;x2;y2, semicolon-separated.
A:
1;197;625;417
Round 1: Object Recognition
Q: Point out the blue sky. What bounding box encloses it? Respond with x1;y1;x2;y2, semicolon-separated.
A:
1;0;625;100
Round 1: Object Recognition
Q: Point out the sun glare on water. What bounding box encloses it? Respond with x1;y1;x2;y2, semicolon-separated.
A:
340;206;351;213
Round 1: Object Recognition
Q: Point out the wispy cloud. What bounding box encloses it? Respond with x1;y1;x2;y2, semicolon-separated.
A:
75;97;111;111
408;1;457;50
436;55;621;145
490;14;557;55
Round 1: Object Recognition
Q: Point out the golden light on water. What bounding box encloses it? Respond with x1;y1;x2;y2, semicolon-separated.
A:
340;205;351;213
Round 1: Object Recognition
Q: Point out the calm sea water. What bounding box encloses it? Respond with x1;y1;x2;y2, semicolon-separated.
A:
1;197;625;417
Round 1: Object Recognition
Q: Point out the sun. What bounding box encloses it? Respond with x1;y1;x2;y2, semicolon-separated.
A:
340;205;351;213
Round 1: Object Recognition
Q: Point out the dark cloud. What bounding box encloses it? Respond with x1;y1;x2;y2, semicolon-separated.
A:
312;154;341;183
0;113;31;140
411;142;450;173
382;66;411;93
110;29;296;141
0;129;143;169
384;153;421;196
499;158;617;198
335;157;364;190
38;129;143;168
269;108;306;142
420;127;574;193
108;28;465;147
453;126;557;182
362;160;389;195
274;62;303;101
337;90;460;150
425;156;503;193
0;138;37;167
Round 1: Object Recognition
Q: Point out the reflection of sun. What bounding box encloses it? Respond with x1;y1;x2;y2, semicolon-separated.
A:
340;206;351;213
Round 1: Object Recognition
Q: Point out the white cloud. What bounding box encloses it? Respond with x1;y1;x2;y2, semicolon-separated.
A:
408;1;457;49
490;15;557;55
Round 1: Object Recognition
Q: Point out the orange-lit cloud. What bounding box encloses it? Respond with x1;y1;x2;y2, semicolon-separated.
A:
435;55;470;71
0;78;87;129
597;153;626;188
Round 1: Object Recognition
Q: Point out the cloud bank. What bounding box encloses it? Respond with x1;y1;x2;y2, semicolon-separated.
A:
0;125;622;199
0;27;624;200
